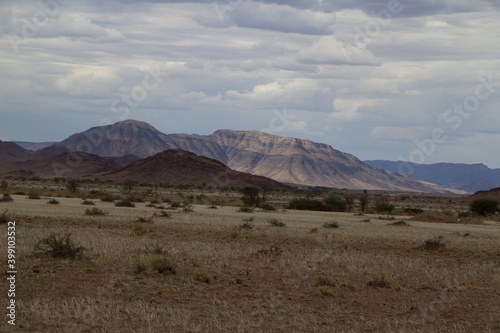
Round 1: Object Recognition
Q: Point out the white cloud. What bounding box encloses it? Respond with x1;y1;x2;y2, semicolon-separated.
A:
330;98;380;121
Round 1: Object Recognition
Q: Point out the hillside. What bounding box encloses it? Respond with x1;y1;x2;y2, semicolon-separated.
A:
49;120;440;192
100;149;290;190
0;140;31;161
0;152;122;178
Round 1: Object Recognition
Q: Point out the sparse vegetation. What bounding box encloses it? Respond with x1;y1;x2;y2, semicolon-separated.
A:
469;199;498;216
47;198;60;205
34;233;84;259
135;254;176;275
288;195;347;212
268;218;286;227
66;178;79;193
193;271;211;283
100;193;116;202
240;186;261;207
424;235;446;250
81;199;95;205
28;191;40;199
122;179;138;195
390;221;410;227
115;199;135;207
2;181;499;332
376;202;395;214
156;210;171;218
323;221;339;228
367;274;390;288
237;207;254;213
85;207;106;216
404;207;425;215
240;221;254;229
132;222;149;235
0;209;9;223
0;193;13;202
0;180;8;192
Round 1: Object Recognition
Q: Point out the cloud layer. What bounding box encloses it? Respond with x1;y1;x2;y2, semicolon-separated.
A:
1;0;499;167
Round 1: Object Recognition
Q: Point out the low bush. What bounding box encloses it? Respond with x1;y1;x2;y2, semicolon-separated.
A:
240;222;254;229
100;193;116;202
404;207;424;215
0;194;13;202
260;204;276;211
424;235;445;250
367;274;390;288
268;218;286;227
0;210;9;223
28;191;41;199
135;254;176;275
376;203;395;214
34;233;84;259
287;198;328;211
323;222;339;229
193;271;211;283
156;211;171;218
115;199;135;207
237;207;254;213
81;199;95;205
132;222;149;235
85;207;107;216
47;198;60;205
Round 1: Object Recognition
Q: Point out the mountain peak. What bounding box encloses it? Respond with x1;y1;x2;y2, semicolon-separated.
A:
110;119;160;131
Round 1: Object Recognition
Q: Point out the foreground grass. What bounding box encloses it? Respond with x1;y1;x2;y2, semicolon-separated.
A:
0;195;499;332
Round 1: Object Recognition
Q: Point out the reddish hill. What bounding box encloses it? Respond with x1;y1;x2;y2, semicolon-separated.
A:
0;140;31;161
467;187;500;202
0;152;122;178
101;149;290;190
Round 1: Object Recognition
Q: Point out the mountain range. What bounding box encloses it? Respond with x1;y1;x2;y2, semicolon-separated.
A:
364;160;500;193
1;119;494;193
45;120;440;192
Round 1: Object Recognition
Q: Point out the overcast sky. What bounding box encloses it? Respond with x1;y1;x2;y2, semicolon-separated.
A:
1;0;500;167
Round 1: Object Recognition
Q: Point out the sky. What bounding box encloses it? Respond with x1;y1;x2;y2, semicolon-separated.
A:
1;0;500;168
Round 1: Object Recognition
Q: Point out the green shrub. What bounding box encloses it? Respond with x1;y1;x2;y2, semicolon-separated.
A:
0;194;13;202
81;199;95;205
156;211;171;218
237;207;254;213
287;198;328;211
323;222;339;229
240;222;254;229
100;193;116;202
28;191;40;199
288;196;347;212
135;254;176;275
85;207;107;216
132;222;149;235
47;198;60;205
34;233;84;259
324;195;347;212
424;235;445;250
0;210;9;223
268;218;286;227
404;207;424;215
376;203;395;214
260;203;276;211
470;199;498;217
193;271;211;283
115;199;135;207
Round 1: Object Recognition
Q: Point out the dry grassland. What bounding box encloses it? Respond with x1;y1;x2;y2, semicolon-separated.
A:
1;194;500;332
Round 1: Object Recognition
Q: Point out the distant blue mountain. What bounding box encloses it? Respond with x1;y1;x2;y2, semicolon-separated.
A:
14;141;57;151
364;160;500;193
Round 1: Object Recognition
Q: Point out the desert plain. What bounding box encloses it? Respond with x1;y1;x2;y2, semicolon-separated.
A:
1;180;499;333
